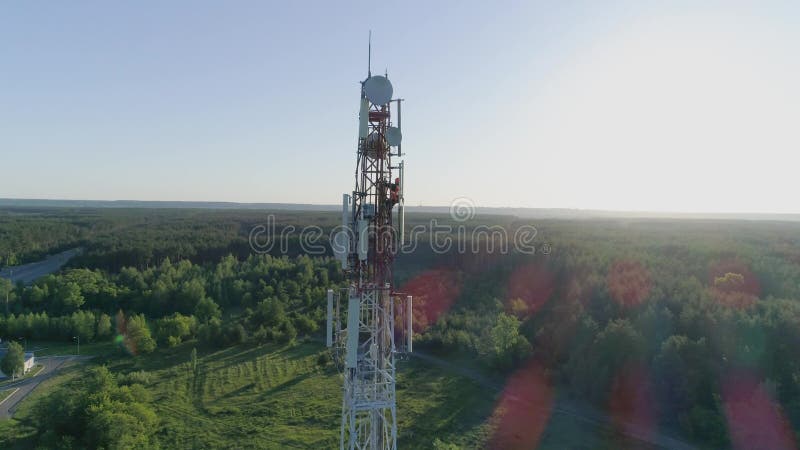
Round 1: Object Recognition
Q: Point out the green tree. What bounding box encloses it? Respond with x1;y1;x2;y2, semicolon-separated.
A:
1;278;15;315
198;317;223;347
176;278;206;315
478;313;531;370
33;366;158;449
155;313;195;347
277;320;297;344
59;281;85;312
250;298;286;328
293;314;319;335
433;439;461;450
97;313;113;339
71;310;96;342
194;297;221;324
125;314;156;354
1;341;25;379
573;318;645;402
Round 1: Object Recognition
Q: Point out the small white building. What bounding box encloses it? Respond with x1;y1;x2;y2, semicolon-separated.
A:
0;351;35;378
23;352;35;373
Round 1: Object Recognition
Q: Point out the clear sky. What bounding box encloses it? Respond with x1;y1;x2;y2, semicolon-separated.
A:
2;1;798;213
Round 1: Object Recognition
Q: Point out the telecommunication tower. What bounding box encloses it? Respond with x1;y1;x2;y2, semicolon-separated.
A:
326;35;413;450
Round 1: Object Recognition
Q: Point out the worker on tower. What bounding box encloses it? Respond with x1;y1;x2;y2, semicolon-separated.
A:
386;177;401;209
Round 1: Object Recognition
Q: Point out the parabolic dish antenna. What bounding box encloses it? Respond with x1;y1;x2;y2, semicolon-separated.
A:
364;75;393;105
386;126;402;146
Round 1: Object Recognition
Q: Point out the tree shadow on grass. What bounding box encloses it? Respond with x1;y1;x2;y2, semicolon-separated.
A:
396;365;496;448
259;372;314;399
213;381;257;402
203;341;322;375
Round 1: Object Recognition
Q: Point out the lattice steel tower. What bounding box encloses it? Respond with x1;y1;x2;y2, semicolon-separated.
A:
326;38;412;450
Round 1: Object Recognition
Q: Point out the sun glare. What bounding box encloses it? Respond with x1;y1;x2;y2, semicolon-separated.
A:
521;13;799;213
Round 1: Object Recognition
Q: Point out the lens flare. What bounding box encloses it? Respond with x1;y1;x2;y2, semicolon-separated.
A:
115;311;138;355
488;360;554;450
609;363;657;444
506;263;555;318
722;369;796;450
607;260;652;307
400;269;462;333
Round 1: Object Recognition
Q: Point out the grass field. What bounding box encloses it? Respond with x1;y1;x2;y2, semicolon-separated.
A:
0;339;664;449
114;341;495;449
0;340;493;449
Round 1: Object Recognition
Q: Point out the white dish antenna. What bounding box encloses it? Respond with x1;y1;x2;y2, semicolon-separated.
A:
386;126;402;147
364;75;393;106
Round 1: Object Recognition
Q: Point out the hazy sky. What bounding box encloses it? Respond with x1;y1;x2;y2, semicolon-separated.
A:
2;1;798;213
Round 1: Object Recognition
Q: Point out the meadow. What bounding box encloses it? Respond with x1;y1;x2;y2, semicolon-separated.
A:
0;336;659;449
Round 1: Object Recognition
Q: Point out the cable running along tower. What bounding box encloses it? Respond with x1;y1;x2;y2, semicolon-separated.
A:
326;36;412;450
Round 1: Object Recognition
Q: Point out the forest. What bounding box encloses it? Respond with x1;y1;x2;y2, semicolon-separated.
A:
1;207;799;449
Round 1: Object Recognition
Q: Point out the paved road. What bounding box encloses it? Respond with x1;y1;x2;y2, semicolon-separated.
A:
411;351;696;450
0;248;81;285
0;355;87;419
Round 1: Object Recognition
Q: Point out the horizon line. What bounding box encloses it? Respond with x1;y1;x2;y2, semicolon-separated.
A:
2;197;800;218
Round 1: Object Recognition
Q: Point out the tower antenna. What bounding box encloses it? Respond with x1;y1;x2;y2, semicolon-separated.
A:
368;30;372;77
328;34;411;450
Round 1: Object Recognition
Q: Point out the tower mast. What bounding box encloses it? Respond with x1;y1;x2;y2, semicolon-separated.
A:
327;36;412;450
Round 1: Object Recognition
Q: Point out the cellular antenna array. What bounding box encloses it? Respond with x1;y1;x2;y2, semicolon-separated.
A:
327;34;412;450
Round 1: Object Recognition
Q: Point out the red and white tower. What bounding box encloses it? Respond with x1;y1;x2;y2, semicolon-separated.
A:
326;39;412;450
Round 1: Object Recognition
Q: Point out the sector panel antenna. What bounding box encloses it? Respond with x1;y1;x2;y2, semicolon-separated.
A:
364;75;393;105
386;126;402;147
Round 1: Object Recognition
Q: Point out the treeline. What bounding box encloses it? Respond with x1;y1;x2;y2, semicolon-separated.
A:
412;219;800;447
1;253;342;354
0;310;112;342
0;207;342;271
